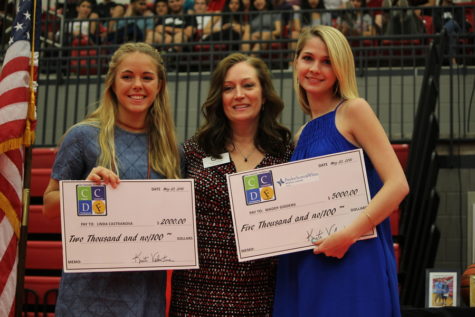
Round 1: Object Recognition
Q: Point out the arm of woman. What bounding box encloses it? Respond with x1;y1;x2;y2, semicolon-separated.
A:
124;4;133;17
345;99;409;228
89;12;99;35
420;0;436;7
43;179;61;219
313;99;409;259
291;8;302;33
362;14;377;36
184;25;194;40
231;20;247;33
155;24;165;33
272;19;282;38
241;23;250;35
108;5;125;33
240;24;251;51
43;166;120;219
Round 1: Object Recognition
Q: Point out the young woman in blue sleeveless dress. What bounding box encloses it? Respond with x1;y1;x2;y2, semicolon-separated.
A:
43;42;181;316
273;26;409;317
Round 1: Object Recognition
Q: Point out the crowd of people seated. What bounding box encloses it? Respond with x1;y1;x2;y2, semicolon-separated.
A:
41;0;473;63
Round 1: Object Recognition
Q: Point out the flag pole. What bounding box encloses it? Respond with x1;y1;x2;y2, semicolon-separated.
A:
15;147;32;317
15;0;39;313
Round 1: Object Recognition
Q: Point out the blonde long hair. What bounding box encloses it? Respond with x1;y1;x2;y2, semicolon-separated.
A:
294;26;359;115
74;42;181;179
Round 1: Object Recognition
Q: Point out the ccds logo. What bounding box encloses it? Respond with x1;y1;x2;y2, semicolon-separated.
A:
243;171;276;205
76;185;107;216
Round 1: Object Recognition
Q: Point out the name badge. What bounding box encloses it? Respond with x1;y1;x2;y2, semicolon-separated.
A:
203;152;231;168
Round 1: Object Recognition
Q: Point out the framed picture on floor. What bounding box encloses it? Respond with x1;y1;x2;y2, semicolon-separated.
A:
471;275;475;307
425;269;459;308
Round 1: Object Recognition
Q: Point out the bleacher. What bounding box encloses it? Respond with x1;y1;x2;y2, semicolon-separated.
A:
22;2;474;147
1;1;471;147
23;148;59;316
33;3;475;75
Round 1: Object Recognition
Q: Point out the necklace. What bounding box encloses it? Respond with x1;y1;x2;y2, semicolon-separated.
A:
117;119;146;131
233;143;256;163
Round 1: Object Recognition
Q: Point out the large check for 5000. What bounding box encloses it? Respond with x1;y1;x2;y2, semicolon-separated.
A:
226;149;377;262
60;179;198;272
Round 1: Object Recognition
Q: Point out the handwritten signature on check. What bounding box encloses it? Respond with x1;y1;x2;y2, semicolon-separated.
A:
132;252;174;263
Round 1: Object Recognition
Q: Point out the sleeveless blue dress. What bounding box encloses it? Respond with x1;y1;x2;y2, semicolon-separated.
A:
273;106;401;317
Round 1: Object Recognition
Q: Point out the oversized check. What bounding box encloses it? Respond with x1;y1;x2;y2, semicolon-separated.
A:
60;179;198;272
227;149;376;262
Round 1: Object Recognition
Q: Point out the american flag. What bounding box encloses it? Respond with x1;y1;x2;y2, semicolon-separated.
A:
0;0;40;315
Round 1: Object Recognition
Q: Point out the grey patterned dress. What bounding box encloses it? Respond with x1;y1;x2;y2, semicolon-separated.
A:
52;124;166;317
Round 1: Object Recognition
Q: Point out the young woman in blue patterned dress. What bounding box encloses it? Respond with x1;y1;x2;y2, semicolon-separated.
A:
273;26;409;317
43;42;181;317
170;53;293;316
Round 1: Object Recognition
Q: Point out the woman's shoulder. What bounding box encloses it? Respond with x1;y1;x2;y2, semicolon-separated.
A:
57;124;99;154
64;123;100;141
183;136;205;156
283;141;294;159
336;98;374;126
183;135;197;148
267;140;294;163
337;98;380;135
339;98;372;115
293;122;308;145
267;143;293;164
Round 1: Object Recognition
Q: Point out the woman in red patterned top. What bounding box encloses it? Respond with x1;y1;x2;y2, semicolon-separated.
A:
170;53;292;316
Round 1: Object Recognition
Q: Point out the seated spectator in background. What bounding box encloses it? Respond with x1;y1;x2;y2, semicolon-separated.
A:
433;0;471;33
273;0;301;28
65;0;100;43
301;0;332;27
238;0;252;21
184;0;195;12
108;0;154;43
154;0;170;16
381;0;425;35
193;0;213;35
96;0;117;18
145;0;169;43
63;0;95;18
272;0;301;58
105;3;125;37
242;0;251;15
241;0;281;54
433;0;471;64
202;0;248;51
151;0;197;51
337;0;379;36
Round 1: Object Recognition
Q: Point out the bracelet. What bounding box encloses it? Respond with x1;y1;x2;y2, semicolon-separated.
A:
364;211;376;228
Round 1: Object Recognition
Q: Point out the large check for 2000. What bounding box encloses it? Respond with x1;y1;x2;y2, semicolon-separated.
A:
226;149;376;262
60;179;198;272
